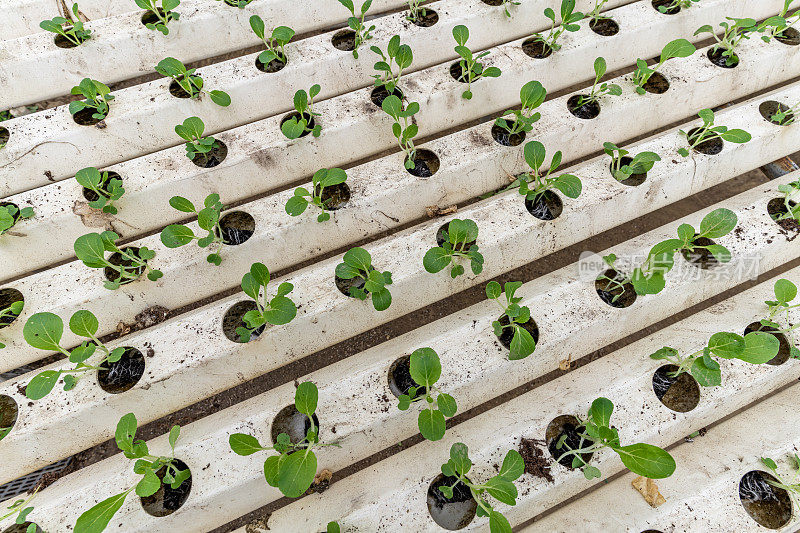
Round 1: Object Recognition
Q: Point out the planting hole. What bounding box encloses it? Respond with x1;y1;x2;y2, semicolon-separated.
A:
568;95;601;120
545;415;595;468
54;29;87;48
707;48;739;68
0;288;24;329
491;122;525;147
767;197;800;233
140;459;192;517
332;30;356;51
272;404;320;445
370;86;404;108
316;182;350;211
104;247;146;285
595;269;637;308
215;210;255;245
335;270;367;297
3;524;43;533
609;158;647;187
0;127;9;147
141;9;168;27
449;62;481;84
388;355;427;398
495;314;539;352
406;149;440;177
426;473;477;530
759;101;793;125
280;112;316;139
168;77;193;99
589;18;620;37
521;38;553;59
744;322;791;366
97;347;146;393
686;127;723;155
72;107;104;126
739;470;793;529
681;235;719;269
651;0;680;15
222;301;265;343
436;221;477;248
191;140;228;169
0;395;18;442
255;53;287;73
525;190;563;220
481;0;503;5
652;365;700;412
82;171;122;202
776;27;800;46
410;9;438;27
642;72;670;95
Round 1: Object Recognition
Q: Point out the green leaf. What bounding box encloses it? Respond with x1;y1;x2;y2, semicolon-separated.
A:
449;442;472;475
738;332;780;364
509;327;536;360
418;408;446;441
74;233;108;268
209;90;231;107
160;225;195;248
690;356;721;387
437;393;457;418
115;413;137;453
720;129;751;144
26;370;60;400
589;397;614;428
698;208;737;238
498;449;524;481
523;140;546;171
423;247;451;273
708;332;745;359
452;24;469;46
615;443;676;479
277;449;317;498
169;196;196;213
229;433;264;456
484;476;518;506
263;454;283;486
774;279;797;303
74;490;131;533
409;347;441;387
23;312;64;351
342;247;372;272
489;511;512;533
594;56;607;79
168;425;180;450
295;382;318;416
552;174;582;199
69;310;99;338
661;38;696;61
135;470;161;497
371;287;392;311
264;296;297;325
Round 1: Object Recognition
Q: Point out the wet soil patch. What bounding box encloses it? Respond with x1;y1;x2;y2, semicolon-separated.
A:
568;95;600;119
0;288;24;328
521;38;553;59
495;314;539;351
410;9;438;27
744;322;792;366
610;157;647;186
370;85;403;108
767;197;800;233
652;0;680;14
707;47;739;68
546;415;594;468
652;365;700;412
141;9;169;28
595;269;637;308
2;523;43;533
332;30;356;51
739;470;792;529
0;395;18;440
406;149;440;177
104;247;146;285
525;190;563;220
82;171;122;202
222;301;265;343
191;141;228;168
215;210;255;245
775;27;800;46
427;473;477;530
759;101;793;125
72;107;105;126
0;127;9;146
388;355;426;398
256;53;287;73
316;182;350;211
590;18;619;37
140;459;192;517
491;122;525;147
97;347;146;393
643;71;670;94
519;438;554;482
681;235;719;269
687;127;723;155
272;404;320;445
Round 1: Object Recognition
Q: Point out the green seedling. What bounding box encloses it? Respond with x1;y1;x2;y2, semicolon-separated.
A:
694;17;757;67
530;0;584;52
136;0;180;35
337;0;375;58
502;141;581;207
161;193;227;266
229;382;341;497
326;523;341;533
650;329;781;387
282;85;322;139
286;168;348;222
423;219;483;278
217;0;253;7
23;310;129;399
656;0;699;13
678;109;751;157
75;230;162;289
75;414;190;533
632;39;695;94
69;78;114;120
438;443;524;533
571;57;621;111
40;3;91;46
603;142;661;182
586;0;610;22
0;204;34;236
156;58;231;106
370;35;413;94
0;111;11;121
335;247;393;311
769;103;800;126
495;81;547;137
0;300;24;349
236;262;297;342
759;278;800;358
771;180;800;222
490;0;521;18
249;16;294;67
452;25;502;100
759;0;800;42
405;0;430;22
598;208;738;299
75;167;124;214
486;281;537;360
0;488;40;532
174;116;223;161
760;455;800;510
397;347;457;441
553;397;676;480
381;95;419;170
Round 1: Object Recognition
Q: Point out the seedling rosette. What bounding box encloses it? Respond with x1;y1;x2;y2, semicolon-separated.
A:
0;300;24;349
236;262;297;342
495;81;546;138
381;95;419;170
250;16;294;67
678;109;751;157
758;278;800;358
371;35;413;95
335;247;393;311
282;85;322;140
74;230;163;289
530;0;584;53
136;0;180;35
156;57;231;107
285;168;348;222
0;204;34;236
486;281;537;359
337;0;375;58
40;3;91;46
161;193;227;265
75;167;125;214
69;78;114;121
423;219;483;278
396;348;457;441
452;25;502;100
632;39;696;95
603;142;661;182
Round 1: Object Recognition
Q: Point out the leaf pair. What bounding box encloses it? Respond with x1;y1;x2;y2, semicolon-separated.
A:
423;219;483;278
136;0;180;35
286;168;348;222
397;348;457;441
335;247;393;310
69;78;114;120
495;81;546;136
486;281;537;359
75;167;125;214
236;262;297;342
0;204;34;235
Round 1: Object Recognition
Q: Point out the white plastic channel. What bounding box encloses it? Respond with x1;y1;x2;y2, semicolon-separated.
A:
2;0;135;41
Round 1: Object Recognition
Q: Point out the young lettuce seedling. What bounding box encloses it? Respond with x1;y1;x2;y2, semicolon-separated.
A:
282;85;322;139
759;0;800;42
530;0;584;53
337;0;375;58
75;167;124;214
174;116;223;161
286;168;348;222
370;35;413;95
74;230;162;289
586;0;611;23
488;0;521;18
396;347;457;441
423;219;484;278
438;443;524;532
571;57;621;111
236;262;297;342
216;0;253;7
553;397;676;480
678;108;751;157
136;0;180;35
0;300;24;349
23;310;129;399
656;0;699;13
632;39;695;94
405;0;430;23
75;414;190;533
249;16;294;67
760;455;800;510
40;3;92;46
161;193;227;265
603;142;661;182
156;58;231;107
486;281;536;360
69;78;114;120
649;329;781;387
771;180;800;222
381;95;419;170
494;81;547;137
0;204;34;236
769;103;800;126
335;247;393;311
759;278;800;358
0;488;40;533
510;140;582;206
229;382;341;497
452;25;502;100
694;17;757;67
